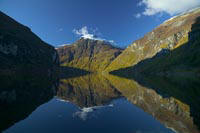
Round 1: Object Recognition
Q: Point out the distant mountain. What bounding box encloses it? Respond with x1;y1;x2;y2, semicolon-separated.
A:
106;8;200;73
57;38;122;72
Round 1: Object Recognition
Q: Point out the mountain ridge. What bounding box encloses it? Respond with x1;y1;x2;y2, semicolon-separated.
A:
0;11;59;89
57;38;123;72
106;7;200;72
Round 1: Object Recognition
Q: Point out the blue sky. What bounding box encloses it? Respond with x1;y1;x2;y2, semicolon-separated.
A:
0;0;200;48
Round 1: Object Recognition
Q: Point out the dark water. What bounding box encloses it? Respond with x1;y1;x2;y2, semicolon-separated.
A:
1;74;200;133
3;98;174;133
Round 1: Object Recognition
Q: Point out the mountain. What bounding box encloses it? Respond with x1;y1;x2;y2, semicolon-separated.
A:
57;38;122;72
106;8;200;73
0;11;59;84
0;11;60;131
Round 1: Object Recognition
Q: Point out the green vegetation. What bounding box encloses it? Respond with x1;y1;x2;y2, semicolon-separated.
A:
105;48;138;72
107;9;200;72
110;35;200;79
57;38;122;72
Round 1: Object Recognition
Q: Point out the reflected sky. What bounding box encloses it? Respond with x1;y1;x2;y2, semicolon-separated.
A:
2;74;200;133
4;97;174;133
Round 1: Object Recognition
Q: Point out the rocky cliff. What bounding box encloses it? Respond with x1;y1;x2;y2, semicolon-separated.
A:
106;8;200;72
0;11;59;82
57;38;122;72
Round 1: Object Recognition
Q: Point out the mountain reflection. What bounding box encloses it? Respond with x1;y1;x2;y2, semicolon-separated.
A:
0;75;59;132
58;74;200;133
57;74;121;108
1;73;199;133
106;74;200;133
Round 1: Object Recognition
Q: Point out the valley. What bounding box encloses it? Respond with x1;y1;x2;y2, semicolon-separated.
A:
0;6;200;133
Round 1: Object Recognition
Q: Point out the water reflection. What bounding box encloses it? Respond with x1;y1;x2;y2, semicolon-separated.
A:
0;74;58;132
106;74;200;133
2;73;200;133
57;74;121;108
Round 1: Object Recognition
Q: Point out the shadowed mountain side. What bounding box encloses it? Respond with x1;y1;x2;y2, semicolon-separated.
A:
105;74;200;133
0;11;59;80
0;74;59;132
57;74;121;108
0;11;61;132
59;66;90;79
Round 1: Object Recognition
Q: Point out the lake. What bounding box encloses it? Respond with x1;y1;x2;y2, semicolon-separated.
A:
1;74;200;133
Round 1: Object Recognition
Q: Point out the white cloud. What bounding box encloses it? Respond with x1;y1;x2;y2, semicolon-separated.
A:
73;26;116;44
137;0;200;16
73;26;96;39
135;13;142;18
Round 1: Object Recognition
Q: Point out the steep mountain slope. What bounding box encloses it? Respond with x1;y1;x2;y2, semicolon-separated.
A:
57;38;122;72
134;15;200;76
111;13;200;77
0;11;59;89
106;8;200;72
0;11;59;78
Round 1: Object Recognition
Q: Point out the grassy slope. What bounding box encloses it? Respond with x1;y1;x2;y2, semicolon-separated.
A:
57;39;122;72
110;34;200;78
106;9;200;72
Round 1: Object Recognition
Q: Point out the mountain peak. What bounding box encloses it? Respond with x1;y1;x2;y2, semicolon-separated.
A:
74;37;120;49
163;7;200;24
57;37;122;72
106;7;200;72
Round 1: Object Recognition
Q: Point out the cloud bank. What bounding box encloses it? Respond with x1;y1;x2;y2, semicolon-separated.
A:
136;0;200;17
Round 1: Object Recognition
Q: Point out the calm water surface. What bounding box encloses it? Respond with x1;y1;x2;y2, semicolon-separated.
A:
1;74;200;133
4;97;174;133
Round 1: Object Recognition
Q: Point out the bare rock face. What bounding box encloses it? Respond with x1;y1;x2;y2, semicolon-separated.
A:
106;8;200;71
57;38;122;72
0;11;59;79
